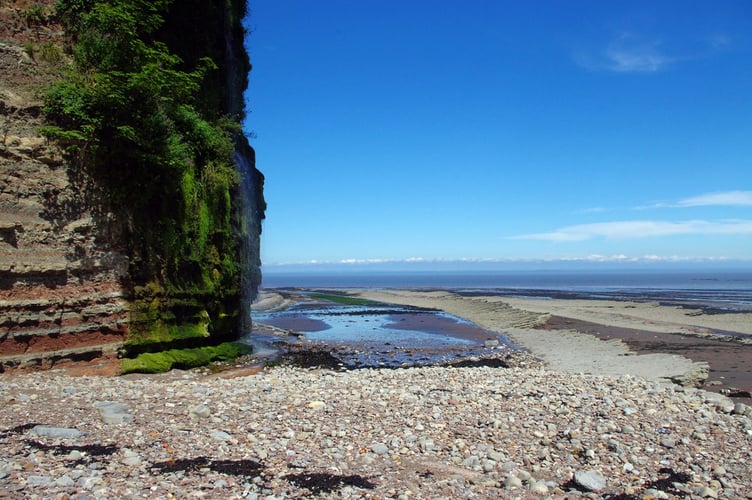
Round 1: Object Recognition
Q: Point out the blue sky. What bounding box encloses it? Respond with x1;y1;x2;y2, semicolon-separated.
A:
244;1;752;270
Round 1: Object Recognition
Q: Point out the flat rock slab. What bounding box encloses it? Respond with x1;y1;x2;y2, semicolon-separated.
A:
31;425;84;439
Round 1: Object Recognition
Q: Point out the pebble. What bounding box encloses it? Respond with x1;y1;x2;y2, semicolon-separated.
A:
210;430;232;441
31;425;84;439
26;475;54;487
696;486;719;498
371;443;388;455
190;404;211;419
504;475;523;489
660;437;676;448
573;470;607;492
529;480;549;494
0;363;750;498
94;401;133;424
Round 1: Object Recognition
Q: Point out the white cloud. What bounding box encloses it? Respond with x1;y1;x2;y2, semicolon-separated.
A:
575;33;672;73
510;219;752;242
263;254;744;268
638;191;752;209
574;206;611;214
605;36;671;73
676;190;752;207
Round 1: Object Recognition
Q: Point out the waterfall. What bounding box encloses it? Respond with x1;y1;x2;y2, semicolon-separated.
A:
225;1;265;336
234;145;263;335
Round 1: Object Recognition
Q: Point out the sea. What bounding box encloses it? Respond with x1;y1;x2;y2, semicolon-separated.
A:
261;269;752;312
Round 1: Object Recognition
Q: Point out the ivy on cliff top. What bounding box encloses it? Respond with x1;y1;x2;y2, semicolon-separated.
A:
41;0;243;301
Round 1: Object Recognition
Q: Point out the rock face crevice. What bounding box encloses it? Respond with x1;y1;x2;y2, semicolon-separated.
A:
0;0;264;370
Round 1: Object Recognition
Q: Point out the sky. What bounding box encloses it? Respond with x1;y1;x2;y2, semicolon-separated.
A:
244;1;752;271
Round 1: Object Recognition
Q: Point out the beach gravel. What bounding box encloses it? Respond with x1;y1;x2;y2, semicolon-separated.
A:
2;362;751;498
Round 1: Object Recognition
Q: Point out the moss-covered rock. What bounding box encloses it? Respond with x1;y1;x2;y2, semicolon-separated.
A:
120;342;253;374
44;0;265;365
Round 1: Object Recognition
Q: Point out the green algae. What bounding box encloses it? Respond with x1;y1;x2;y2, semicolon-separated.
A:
120;342;252;374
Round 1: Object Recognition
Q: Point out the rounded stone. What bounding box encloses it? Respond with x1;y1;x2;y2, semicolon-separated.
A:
574;470;607;492
371;443;389;455
504;475;523;489
529;481;549;494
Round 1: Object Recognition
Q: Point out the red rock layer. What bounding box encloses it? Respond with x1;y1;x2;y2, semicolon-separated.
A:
1;28;129;369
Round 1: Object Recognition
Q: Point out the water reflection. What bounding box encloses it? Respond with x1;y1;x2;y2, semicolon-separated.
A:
251;295;516;368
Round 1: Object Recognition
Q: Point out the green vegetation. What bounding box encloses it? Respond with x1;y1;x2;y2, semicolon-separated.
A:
120;342;253;374
307;292;384;306
22;3;50;27
39;0;263;356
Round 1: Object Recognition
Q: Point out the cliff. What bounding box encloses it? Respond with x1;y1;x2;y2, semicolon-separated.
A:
0;0;264;371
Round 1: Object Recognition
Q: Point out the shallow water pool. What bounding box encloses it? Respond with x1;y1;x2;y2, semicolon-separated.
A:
250;295;516;367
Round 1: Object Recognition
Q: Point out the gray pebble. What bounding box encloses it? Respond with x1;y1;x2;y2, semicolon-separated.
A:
660;437;676;448
210;430;232;441
371;443;389;454
26;475;54;487
190;404;212;418
504;475;523;489
529;481;549;494
31;425;84;439
55;474;76;487
574;470;607;492
695;486;718;498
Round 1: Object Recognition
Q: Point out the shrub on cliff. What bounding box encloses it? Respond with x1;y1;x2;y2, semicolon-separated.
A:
42;0;253;350
40;0;250;346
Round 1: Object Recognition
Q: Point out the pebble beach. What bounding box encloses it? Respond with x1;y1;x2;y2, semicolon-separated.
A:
2;290;752;499
2;361;752;499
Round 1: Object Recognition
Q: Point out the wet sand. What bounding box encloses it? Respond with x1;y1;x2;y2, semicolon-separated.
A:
351;290;752;398
544;315;752;396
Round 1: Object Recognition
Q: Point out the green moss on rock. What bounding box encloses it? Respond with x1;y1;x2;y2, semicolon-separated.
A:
44;0;264;358
120;342;252;374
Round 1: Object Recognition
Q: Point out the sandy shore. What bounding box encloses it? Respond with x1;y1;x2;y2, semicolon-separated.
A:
500;296;752;337
352;290;752;393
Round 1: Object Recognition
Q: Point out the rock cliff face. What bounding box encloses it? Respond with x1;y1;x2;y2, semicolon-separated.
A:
0;0;264;370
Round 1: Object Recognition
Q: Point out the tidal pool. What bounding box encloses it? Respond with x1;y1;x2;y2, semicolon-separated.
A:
250;293;515;367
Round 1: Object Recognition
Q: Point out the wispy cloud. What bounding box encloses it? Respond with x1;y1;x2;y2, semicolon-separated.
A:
264;254;744;268
575;33;672;73
706;34;731;50
510;219;752;242
605;34;671;72
574;206;611;215
639;190;752;209
676;190;752;207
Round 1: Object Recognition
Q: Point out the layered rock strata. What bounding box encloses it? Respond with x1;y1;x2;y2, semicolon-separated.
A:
0;0;264;370
1;23;129;368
